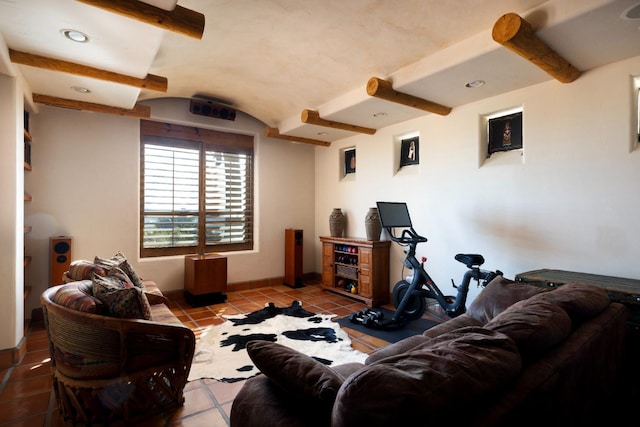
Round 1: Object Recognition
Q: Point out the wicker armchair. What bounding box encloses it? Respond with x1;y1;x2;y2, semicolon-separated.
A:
41;284;195;426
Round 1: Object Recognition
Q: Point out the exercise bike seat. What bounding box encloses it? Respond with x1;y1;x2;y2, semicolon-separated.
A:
455;253;485;268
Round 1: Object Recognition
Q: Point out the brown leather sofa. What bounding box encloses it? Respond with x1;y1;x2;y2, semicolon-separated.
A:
230;277;628;427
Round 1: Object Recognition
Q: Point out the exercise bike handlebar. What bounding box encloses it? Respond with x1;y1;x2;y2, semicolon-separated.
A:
385;227;428;245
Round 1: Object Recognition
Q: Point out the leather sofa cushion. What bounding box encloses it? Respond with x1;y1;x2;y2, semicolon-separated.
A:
528;282;610;324
246;340;349;406
331;327;521;426
422;313;482;338
467;276;548;324
365;334;430;364
230;374;332;427
365;314;485;364
485;298;571;360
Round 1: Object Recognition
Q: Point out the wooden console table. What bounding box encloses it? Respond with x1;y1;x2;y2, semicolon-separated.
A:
515;269;640;327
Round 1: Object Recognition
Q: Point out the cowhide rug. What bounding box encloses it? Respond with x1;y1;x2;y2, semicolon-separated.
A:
187;301;368;382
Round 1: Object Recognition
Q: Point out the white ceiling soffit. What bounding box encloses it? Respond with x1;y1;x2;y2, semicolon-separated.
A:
0;0;166;109
280;0;640;142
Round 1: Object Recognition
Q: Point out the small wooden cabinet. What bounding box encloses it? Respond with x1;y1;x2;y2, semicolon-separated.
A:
184;254;228;307
320;236;390;307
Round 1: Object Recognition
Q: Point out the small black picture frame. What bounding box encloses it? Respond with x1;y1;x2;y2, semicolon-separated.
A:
488;112;523;156
344;148;356;175
400;136;419;167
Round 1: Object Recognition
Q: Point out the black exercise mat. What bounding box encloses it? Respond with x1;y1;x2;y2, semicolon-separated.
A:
337;307;441;343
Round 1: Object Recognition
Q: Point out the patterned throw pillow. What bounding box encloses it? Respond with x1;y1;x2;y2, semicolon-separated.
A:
94;252;144;288
53;281;104;314
92;275;151;320
107;266;135;288
68;260;107;281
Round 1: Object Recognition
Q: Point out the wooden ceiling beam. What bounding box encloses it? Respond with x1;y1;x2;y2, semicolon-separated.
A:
492;13;581;84
300;109;376;135
33;94;150;118
265;127;330;147
76;0;205;39
9;49;168;92
366;77;452;116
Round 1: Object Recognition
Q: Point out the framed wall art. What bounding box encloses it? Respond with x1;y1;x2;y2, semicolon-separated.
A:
400;136;419;167
488;111;522;156
344;148;356;175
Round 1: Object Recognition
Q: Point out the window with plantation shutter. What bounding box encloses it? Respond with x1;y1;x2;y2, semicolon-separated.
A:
140;120;253;257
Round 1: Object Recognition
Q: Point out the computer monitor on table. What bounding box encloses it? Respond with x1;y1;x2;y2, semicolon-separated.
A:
376;201;413;229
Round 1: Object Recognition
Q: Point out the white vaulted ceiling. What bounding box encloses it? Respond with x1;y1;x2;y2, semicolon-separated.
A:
1;0;639;144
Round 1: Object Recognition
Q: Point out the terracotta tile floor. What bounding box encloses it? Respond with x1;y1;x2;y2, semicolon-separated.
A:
0;281;444;426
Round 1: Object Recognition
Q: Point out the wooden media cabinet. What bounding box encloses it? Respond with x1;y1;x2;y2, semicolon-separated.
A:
320;236;390;307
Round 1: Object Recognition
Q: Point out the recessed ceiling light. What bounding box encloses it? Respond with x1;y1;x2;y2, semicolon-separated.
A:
71;86;91;94
317;131;328;136
465;80;485;88
61;29;90;43
373;112;387;118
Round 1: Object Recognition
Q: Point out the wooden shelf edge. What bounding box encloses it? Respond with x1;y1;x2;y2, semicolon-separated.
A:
23;285;32;300
24;193;32;201
321;284;373;305
23;128;32;142
24;256;32;267
320;236;391;247
24;162;32;171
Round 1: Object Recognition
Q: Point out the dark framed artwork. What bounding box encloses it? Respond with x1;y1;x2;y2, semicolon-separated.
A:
400;136;419;166
344;148;356;175
488;111;523;156
637;88;640;142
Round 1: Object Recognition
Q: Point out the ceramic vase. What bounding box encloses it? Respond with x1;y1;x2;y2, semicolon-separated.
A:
329;208;345;237
364;207;382;241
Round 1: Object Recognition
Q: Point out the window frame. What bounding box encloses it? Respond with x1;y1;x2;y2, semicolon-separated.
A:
139;120;254;258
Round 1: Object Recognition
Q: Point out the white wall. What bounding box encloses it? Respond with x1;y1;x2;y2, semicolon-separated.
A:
24;98;316;314
314;55;640;303
0;73;23;350
20;55;640;318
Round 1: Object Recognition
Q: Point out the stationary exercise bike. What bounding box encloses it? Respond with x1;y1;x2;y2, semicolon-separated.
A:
371;201;503;329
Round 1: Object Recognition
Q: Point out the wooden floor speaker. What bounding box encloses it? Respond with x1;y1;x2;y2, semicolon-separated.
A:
50;236;72;286
284;229;303;288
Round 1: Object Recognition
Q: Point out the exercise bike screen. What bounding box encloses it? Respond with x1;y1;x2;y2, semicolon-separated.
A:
376;201;413;228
